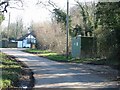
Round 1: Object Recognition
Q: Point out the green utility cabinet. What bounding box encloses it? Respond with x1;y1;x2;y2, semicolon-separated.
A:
72;35;81;58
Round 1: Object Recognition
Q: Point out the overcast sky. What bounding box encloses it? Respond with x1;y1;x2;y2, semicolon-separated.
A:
1;0;95;27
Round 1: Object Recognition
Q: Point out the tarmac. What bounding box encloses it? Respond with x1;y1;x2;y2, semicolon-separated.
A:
1;48;119;88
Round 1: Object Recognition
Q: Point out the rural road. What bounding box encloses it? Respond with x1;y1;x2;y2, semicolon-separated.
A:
0;48;119;88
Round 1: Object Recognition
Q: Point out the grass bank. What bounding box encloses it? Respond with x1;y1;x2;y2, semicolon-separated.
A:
24;49;99;63
0;53;22;89
24;49;120;67
24;49;72;62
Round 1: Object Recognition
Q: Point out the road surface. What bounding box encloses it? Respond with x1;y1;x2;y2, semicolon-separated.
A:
1;48;118;88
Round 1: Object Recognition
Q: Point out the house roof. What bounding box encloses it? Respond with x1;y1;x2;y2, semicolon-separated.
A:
17;32;36;41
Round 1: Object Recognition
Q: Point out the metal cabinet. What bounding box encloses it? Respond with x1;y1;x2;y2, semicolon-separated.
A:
72;35;81;58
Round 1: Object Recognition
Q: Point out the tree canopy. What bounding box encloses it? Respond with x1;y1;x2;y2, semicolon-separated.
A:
95;2;120;62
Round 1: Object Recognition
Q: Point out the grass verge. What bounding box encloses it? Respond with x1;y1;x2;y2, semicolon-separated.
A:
24;49;72;62
0;52;22;89
24;49;120;67
24;49;103;63
24;49;101;63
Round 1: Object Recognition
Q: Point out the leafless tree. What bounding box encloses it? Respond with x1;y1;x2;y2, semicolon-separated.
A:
36;0;60;13
0;0;24;13
32;21;69;54
1;17;26;40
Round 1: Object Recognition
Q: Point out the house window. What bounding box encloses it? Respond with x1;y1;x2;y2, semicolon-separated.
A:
27;38;31;44
27;38;36;44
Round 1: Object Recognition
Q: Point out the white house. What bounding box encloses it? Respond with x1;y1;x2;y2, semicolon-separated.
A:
17;32;36;48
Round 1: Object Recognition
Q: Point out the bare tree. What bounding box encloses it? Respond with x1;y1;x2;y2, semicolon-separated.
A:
32;21;67;53
71;1;96;36
36;0;59;13
0;0;24;13
1;17;25;40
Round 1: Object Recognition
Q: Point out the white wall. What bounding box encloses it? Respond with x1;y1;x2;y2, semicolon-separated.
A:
17;41;23;48
23;39;31;48
27;35;36;43
27;35;35;39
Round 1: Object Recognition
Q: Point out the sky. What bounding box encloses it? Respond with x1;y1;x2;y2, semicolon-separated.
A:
1;0;95;27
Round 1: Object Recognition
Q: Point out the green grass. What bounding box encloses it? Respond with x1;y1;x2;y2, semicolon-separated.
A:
24;49;96;62
25;49;99;63
44;54;72;61
24;49;72;61
24;49;100;63
24;49;119;68
24;49;50;54
0;53;22;89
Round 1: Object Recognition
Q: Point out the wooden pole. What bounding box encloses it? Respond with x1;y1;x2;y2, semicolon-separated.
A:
66;0;69;58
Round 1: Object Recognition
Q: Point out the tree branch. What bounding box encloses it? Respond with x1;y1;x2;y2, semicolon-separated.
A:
36;0;59;13
0;0;24;12
0;1;9;12
48;0;58;9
